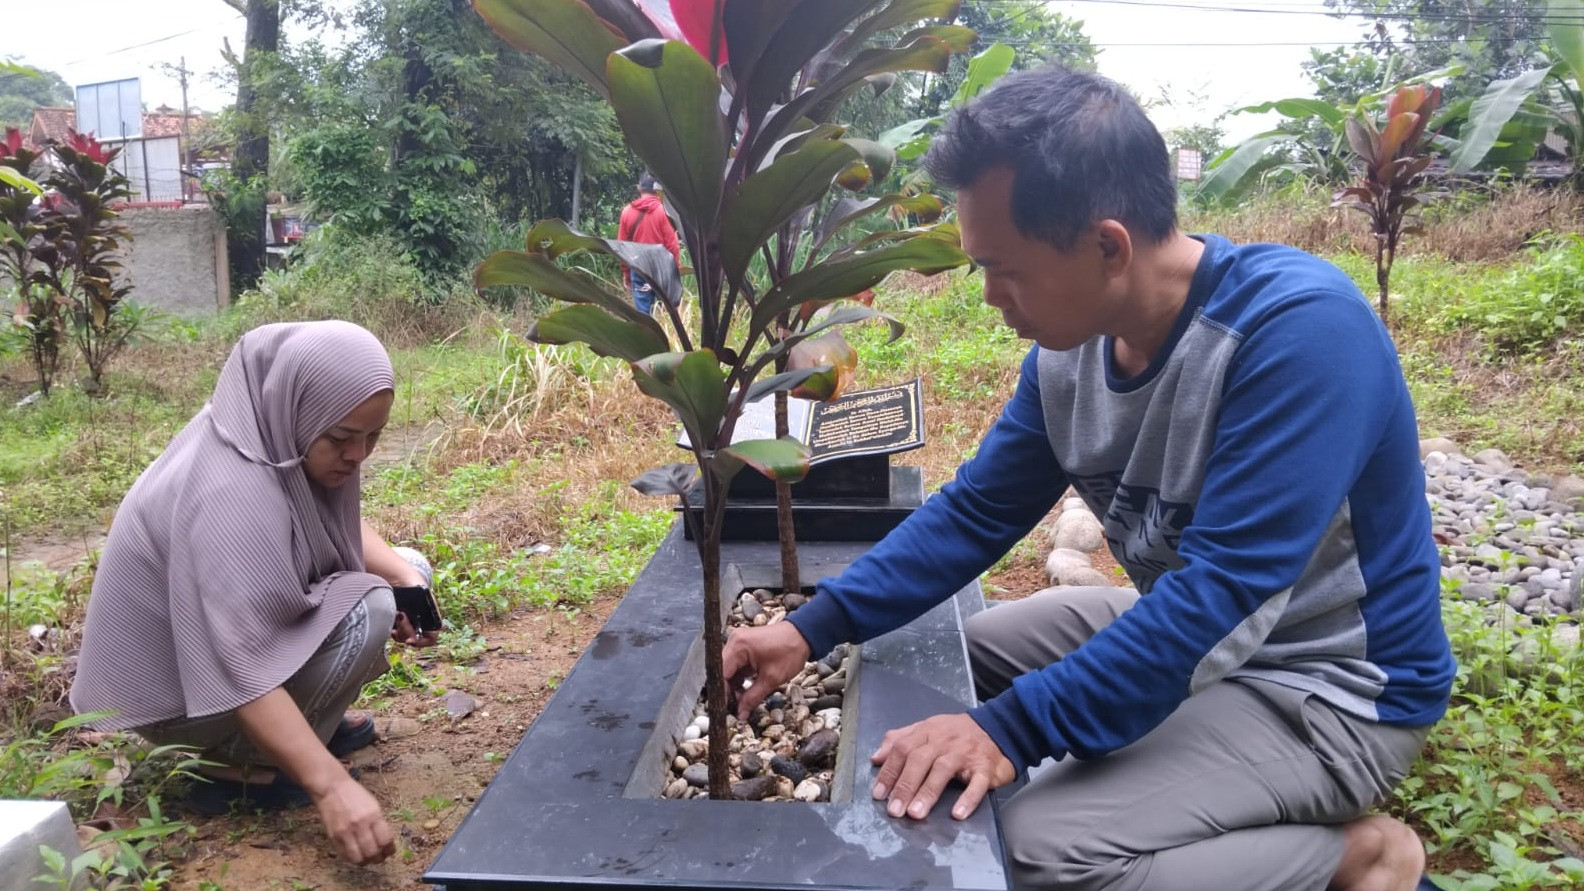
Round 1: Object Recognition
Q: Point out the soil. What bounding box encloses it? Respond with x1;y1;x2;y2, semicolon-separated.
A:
168;597;618;891
158;506;1104;888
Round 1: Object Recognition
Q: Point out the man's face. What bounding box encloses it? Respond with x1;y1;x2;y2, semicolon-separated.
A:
957;167;1115;351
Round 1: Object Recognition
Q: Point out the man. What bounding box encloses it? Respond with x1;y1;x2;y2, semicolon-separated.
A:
617;171;681;314
722;64;1453;891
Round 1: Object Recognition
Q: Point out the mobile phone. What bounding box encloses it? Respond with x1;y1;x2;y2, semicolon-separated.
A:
392;585;443;635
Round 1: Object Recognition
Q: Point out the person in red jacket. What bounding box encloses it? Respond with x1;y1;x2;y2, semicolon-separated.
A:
617;172;682;314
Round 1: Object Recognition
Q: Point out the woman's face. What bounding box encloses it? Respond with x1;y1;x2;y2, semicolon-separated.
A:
303;390;394;489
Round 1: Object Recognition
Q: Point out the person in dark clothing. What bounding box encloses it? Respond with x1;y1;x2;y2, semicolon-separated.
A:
617;171;682;314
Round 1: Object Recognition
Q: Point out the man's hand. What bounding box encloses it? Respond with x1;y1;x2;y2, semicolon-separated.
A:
721;621;812;721
313;774;397;865
391;613;440;648
870;712;1016;822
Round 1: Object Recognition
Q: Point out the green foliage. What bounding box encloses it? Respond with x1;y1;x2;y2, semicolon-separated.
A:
1437;234;1584;352
1;715;202;891
1322;0;1547;92
286;124;392;232
1399;597;1584;887
915;0;1095;119
0;64;71;131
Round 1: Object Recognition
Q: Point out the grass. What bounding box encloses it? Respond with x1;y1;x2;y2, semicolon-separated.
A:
5;186;1584;887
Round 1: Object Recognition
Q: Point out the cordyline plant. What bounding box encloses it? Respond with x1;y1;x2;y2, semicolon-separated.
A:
471;0;971;799
1333;84;1442;331
0;127;65;397
40;129;137;391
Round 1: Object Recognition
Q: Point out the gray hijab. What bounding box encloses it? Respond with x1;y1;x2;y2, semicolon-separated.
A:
72;321;396;729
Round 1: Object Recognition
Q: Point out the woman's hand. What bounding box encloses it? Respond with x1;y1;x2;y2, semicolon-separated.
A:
392;612;440;647
314;774;398;865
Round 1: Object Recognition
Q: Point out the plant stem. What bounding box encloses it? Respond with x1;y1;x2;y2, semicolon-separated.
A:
774;390;800;596
697;468;733;800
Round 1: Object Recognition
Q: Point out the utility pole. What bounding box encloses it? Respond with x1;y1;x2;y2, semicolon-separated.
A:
158;57;195;201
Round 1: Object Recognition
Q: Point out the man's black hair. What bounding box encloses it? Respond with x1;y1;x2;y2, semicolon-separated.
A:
637;171;658;193
924;64;1178;250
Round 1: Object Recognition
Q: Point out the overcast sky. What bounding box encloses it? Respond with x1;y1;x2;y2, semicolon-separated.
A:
3;0;1367;142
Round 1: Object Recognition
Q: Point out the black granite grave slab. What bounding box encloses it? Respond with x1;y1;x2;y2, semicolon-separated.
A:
424;525;1006;891
684;466;925;542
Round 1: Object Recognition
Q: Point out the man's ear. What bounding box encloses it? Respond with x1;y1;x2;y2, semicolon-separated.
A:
1095;219;1132;277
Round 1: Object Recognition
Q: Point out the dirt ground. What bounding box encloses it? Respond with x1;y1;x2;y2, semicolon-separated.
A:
160;540;1070;890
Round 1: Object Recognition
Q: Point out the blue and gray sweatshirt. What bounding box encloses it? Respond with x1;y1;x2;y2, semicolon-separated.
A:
788;234;1456;775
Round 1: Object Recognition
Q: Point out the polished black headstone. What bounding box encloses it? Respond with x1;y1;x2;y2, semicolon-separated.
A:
424;526;1007;891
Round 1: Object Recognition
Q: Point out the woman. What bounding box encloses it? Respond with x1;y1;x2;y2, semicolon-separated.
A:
71;320;440;866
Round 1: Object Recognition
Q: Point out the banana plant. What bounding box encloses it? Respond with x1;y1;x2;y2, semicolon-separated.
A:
1332;84;1443;329
1198;65;1462;202
1444;0;1584;184
471;0;971;799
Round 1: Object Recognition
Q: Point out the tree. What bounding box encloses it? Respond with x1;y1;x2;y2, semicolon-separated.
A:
1324;0;1549;94
218;0;281;292
0;64;72;132
918;0;1095;118
473;0;971;800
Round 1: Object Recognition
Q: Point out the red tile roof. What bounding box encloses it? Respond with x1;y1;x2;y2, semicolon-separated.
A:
27;107;208;147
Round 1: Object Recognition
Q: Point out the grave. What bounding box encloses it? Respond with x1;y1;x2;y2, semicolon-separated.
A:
425;379;1008;890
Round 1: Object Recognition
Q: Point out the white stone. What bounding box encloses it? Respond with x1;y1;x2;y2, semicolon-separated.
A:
794;779;823;802
692;715;709;733
1051;510;1105;552
1059;567;1114;588
682;724;701;741
1418;437;1461;458
0;801;84;891
1045;547;1092;584
1063;497;1087;512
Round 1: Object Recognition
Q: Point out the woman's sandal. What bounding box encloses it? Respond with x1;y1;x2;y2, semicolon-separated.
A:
327;712;377;757
184;772;313;816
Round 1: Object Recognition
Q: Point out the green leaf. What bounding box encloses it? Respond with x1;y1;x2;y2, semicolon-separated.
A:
0;166;41;195
897;24;976;54
527;304;672;362
608;40;730;235
751;231;966;333
1232;97;1346;128
633;350;728;450
631;463;699;498
520;218;685;307
843;138;895;183
473;0;626;99
837;0;962;56
1448;66;1551;173
743;366;835;404
720;138;861;287
476;250;669;340
715;437;811;484
1551;0;1584;85
877;118;933;150
758;30;958;160
954;41;1015;106
806;37;956;122
740;0;886;120
1197;135;1287;201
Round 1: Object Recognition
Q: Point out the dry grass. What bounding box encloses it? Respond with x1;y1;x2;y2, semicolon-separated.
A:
1188;183;1584;264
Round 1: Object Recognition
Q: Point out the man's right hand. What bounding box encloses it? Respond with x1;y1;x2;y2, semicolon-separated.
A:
313;775;397;865
721;620;814;721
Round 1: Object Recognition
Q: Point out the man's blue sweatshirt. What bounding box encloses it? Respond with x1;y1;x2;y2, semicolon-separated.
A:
788;235;1456;775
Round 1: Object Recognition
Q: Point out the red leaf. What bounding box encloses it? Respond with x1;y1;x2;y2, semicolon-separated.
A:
671;0;728;65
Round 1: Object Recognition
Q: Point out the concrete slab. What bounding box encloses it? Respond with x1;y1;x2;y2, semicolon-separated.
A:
0;800;83;891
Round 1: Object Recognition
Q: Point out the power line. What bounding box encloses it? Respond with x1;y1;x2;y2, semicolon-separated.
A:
1004;0;1584;26
51;17;243;70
